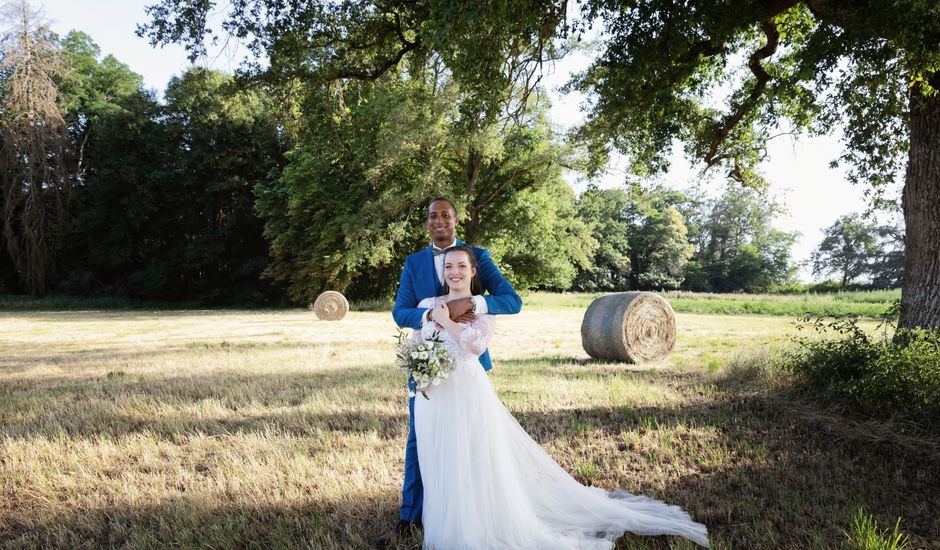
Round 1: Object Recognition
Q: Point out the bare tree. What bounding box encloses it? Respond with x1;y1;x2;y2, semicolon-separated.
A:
0;0;75;295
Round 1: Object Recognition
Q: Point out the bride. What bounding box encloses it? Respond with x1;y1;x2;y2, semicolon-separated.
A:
410;245;709;549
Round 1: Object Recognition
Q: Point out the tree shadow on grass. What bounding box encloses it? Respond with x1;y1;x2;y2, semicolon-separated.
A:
12;386;936;550
5;355;940;548
497;355;688;377
0;339;337;371
1;493;711;550
498;355;596;367
1;366;410;441
0;493;404;550
507;397;940;549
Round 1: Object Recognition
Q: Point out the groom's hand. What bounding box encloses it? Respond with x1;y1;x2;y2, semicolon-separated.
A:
446;297;475;323
427;297;475;324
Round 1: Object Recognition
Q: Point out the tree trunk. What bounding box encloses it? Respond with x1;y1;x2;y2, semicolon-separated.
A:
462;149;483;243
899;76;940;330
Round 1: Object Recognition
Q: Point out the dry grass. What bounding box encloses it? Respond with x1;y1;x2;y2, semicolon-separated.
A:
1;308;938;549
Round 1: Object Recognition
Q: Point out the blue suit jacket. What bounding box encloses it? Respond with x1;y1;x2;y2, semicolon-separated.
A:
392;241;522;371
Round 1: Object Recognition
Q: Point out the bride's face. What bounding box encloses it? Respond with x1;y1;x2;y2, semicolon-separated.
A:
443;250;476;292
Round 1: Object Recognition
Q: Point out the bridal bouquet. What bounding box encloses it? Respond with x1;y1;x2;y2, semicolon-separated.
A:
396;329;455;399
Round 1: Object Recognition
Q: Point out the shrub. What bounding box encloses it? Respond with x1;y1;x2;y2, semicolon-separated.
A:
781;311;940;432
858;329;940;414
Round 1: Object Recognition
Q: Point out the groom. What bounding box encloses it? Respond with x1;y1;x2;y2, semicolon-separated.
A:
375;198;522;548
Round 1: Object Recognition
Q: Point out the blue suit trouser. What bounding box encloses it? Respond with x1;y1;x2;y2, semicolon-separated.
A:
400;392;423;522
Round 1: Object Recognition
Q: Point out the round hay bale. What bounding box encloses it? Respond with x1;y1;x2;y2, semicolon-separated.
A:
313;291;349;321
580;292;676;363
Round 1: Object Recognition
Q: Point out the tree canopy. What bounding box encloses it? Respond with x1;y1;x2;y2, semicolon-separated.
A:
139;0;567;125
255;62;592;302
138;0;938;328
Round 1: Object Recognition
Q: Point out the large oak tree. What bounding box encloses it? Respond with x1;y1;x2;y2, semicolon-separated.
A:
140;0;940;329
571;0;938;330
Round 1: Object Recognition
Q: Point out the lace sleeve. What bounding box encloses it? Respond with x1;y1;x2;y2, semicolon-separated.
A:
416;297;436;341
458;314;494;356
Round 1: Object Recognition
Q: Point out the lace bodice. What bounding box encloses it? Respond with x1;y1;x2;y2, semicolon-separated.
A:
415;296;494;376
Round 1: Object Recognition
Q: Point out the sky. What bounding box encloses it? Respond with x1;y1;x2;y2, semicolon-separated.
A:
35;0;893;282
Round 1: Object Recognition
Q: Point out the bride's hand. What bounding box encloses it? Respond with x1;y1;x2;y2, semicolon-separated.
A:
434;301;453;328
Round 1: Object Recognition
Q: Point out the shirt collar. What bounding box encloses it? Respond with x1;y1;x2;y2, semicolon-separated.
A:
431;239;458;251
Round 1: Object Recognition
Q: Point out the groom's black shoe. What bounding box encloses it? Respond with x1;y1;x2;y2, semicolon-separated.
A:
373;520;422;549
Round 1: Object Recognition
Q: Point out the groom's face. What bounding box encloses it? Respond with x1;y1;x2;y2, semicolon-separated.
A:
427;200;457;244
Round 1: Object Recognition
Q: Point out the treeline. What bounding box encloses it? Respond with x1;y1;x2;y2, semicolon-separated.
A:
576;189;904;294
0;28;593;304
811;214;904;290
574;183;797;293
1;32;286;304
0;25;900;305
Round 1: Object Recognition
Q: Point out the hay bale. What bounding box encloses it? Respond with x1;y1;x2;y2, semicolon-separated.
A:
580;292;676;363
313;291;349;321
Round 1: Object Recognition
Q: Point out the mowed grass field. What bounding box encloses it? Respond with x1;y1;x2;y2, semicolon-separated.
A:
2;296;938;549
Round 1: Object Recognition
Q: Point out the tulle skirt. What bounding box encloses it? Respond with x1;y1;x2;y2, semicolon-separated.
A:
414;362;709;550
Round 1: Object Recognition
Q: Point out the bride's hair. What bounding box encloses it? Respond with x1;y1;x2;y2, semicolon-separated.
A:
442;246;483;296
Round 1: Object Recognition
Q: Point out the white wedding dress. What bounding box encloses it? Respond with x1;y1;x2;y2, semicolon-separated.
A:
413;298;709;550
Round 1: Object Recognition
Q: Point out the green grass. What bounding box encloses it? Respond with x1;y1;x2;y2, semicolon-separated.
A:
3;289;900;318
520;290;899;318
845;508;911;550
1;304;936;548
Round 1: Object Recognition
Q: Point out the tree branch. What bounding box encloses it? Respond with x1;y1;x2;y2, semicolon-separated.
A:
474;167;534;215
322;9;422;82
704;18;780;167
326;37;422;81
464;150;483;204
